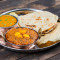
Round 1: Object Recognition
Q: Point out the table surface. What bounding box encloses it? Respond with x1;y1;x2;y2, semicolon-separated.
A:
0;0;60;60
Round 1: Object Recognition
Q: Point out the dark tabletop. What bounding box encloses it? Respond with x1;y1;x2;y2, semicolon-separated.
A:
0;0;60;60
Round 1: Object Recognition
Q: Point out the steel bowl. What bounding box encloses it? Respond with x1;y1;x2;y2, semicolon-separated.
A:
5;27;39;49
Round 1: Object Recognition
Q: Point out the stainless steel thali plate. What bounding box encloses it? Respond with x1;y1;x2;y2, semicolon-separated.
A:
0;8;59;53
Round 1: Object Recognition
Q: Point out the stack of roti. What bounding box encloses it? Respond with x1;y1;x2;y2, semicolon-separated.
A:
18;11;59;47
18;11;58;33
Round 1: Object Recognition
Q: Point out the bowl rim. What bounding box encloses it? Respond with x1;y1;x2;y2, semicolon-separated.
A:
5;27;39;47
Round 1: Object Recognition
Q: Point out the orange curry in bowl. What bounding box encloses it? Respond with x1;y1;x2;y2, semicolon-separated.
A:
0;15;17;27
5;27;38;45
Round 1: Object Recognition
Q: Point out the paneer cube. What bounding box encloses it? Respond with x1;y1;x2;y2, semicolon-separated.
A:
15;32;23;38
23;34;30;38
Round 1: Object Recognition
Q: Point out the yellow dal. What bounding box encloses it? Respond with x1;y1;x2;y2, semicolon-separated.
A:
0;15;17;27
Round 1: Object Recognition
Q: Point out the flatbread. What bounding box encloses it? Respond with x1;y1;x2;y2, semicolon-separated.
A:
18;11;58;32
36;22;60;45
9;12;18;17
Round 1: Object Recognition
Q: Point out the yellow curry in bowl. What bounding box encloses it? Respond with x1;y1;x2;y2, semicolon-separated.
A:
5;27;38;45
0;15;17;27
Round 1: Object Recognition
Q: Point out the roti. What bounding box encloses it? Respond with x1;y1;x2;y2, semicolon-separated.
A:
36;22;60;45
18;11;58;33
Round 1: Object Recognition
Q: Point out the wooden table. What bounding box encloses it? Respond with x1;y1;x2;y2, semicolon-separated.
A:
0;0;60;60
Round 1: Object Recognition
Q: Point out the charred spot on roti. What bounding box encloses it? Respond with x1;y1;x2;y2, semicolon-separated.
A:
47;18;49;21
26;25;36;28
42;25;44;27
27;22;29;24
36;17;42;20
